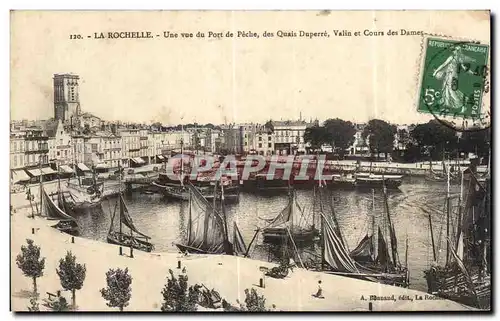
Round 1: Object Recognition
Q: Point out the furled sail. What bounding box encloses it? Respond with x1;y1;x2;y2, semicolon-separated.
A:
259;190;300;227
42;188;76;222
233;222;248;256
350;234;374;263
389;224;399;266
321;212;359;273
375;227;392;270
119;195;150;239
186;184;226;253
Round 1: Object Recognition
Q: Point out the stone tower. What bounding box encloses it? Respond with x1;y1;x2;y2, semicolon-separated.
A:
53;74;81;124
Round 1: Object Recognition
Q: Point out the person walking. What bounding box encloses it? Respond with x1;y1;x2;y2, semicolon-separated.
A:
312;280;324;299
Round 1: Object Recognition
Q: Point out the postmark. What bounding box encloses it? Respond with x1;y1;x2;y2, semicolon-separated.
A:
417;37;490;132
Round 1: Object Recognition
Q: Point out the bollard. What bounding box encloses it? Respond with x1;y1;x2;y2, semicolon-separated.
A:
31;228;35;235
71;236;75;244
177;260;181;269
369;302;373;311
119;246;123;256
259;278;265;288
130;246;134;258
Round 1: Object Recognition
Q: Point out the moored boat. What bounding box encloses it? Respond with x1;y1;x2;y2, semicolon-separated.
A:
261;187;320;243
355;173;403;189
41;187;80;235
106;166;154;252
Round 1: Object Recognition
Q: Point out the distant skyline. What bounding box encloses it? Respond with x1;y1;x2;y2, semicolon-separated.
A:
11;11;489;126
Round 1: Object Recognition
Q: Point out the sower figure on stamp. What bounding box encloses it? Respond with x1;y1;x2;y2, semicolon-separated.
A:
432;46;475;114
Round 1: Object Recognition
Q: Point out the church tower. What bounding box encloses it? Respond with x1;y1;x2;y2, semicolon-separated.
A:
53;74;81;123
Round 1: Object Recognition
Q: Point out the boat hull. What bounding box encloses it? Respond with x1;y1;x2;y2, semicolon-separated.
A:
355;178;402;189
262;227;319;243
51;221;80;236
175;243;209;254
107;232;154;252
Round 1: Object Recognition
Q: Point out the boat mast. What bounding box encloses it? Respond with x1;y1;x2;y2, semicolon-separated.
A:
445;161;450;267
312;184;316;232
455;168;464;252
187;188;192;243
57;161;61;193
371;188;376;260
319;181;325;271
73;139;80;186
428;213;437;262
118;163;122;236
220;178;232;254
371;189;375;236
38;158;43;215
180;123;184;179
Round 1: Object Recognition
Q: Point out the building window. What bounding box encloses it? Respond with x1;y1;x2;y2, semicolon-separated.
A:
259;143;262;148
57;151;60;156
259;136;262;141
268;143;272;148
14;155;17;167
268;136;271;141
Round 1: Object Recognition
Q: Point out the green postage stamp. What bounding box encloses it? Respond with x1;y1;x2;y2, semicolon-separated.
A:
417;38;490;118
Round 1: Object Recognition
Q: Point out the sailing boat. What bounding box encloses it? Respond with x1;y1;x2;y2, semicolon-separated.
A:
106;168;154;252
64;159;103;210
41;170;80;235
424;162;490;309
315;183;409;287
261;187;320;243
175;181;233;254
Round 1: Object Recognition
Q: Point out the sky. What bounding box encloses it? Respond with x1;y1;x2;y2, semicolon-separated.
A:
10;11;490;125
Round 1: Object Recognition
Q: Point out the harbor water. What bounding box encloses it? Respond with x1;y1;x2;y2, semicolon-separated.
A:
75;177;459;292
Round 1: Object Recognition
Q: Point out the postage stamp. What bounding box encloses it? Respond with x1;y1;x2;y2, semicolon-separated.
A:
417;38;490;119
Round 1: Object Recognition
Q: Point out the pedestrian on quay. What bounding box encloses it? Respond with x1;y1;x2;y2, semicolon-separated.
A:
312;280;324;299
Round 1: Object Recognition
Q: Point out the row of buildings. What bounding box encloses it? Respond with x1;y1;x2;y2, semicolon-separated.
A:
10;73;413;184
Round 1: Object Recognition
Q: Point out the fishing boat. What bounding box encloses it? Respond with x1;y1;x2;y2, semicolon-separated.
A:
309;183;409;288
64;162;103;210
41;186;80;235
355;173;403;189
175;181;257;255
106;168;154;252
163;174;240;203
424;162;490;309
254;173;291;194
261;187;320;243
327;173;356;189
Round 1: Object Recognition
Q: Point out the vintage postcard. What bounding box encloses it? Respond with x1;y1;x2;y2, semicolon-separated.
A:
10;10;491;312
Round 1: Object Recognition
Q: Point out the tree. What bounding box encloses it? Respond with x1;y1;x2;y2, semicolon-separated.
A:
323;118;356;158
56;251;87;309
303;125;327;152
362;119;397;159
27;297;39;312
16;239;45;294
51;296;70;312
100;268;132;311
161;269;201;311
411;120;458;160
395;128;411;150
460;128;491;159
227;288;269;311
